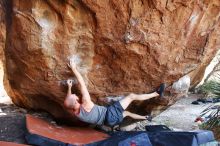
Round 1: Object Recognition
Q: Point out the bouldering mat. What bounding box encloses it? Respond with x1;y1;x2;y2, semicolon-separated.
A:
87;130;216;146
0;141;30;146
25;114;109;146
86;132;152;146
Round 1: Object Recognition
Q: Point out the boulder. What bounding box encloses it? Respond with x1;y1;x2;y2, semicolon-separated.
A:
1;0;220;120
0;0;9;98
172;75;190;94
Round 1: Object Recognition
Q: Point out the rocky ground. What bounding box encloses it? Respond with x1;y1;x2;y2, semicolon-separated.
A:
0;94;217;144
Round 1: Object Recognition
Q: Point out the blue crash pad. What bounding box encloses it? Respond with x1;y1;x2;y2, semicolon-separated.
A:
191;130;215;145
87;130;215;146
147;130;214;146
86;132;152;146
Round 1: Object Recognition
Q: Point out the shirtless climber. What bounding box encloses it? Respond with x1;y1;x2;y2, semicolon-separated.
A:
64;59;166;127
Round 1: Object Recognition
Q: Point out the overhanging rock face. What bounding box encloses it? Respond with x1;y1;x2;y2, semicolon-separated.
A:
1;0;220;120
0;1;6;97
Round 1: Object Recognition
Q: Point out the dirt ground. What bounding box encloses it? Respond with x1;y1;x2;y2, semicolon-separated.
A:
152;94;213;130
0;103;27;144
0;104;26;144
0;99;53;144
0;94;217;144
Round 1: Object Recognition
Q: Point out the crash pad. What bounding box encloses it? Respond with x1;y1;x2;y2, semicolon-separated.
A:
0;141;30;146
87;130;216;146
25;114;109;145
145;125;171;132
86;132;152;146
147;130;215;146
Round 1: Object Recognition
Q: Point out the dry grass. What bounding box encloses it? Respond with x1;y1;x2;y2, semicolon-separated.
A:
211;126;220;141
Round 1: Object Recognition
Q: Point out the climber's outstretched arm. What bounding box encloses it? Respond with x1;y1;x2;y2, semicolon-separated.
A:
66;79;72;96
69;60;92;103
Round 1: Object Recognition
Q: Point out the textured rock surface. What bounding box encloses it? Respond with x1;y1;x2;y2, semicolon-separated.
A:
0;0;8;98
0;1;5;60
190;22;220;87
172;75;190;94
1;0;220;120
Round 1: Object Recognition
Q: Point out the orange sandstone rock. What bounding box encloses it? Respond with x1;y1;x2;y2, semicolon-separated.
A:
1;0;219;120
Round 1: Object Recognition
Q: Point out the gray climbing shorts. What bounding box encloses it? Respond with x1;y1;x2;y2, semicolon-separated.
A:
104;101;124;126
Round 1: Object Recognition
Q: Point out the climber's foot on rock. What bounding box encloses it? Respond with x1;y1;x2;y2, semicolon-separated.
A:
146;114;153;122
156;83;166;98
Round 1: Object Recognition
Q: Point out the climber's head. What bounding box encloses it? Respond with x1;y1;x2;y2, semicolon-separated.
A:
64;94;80;110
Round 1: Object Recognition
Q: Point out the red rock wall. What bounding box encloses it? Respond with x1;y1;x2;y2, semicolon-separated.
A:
0;0;5;75
190;22;220;87
1;0;220;120
0;0;9;98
